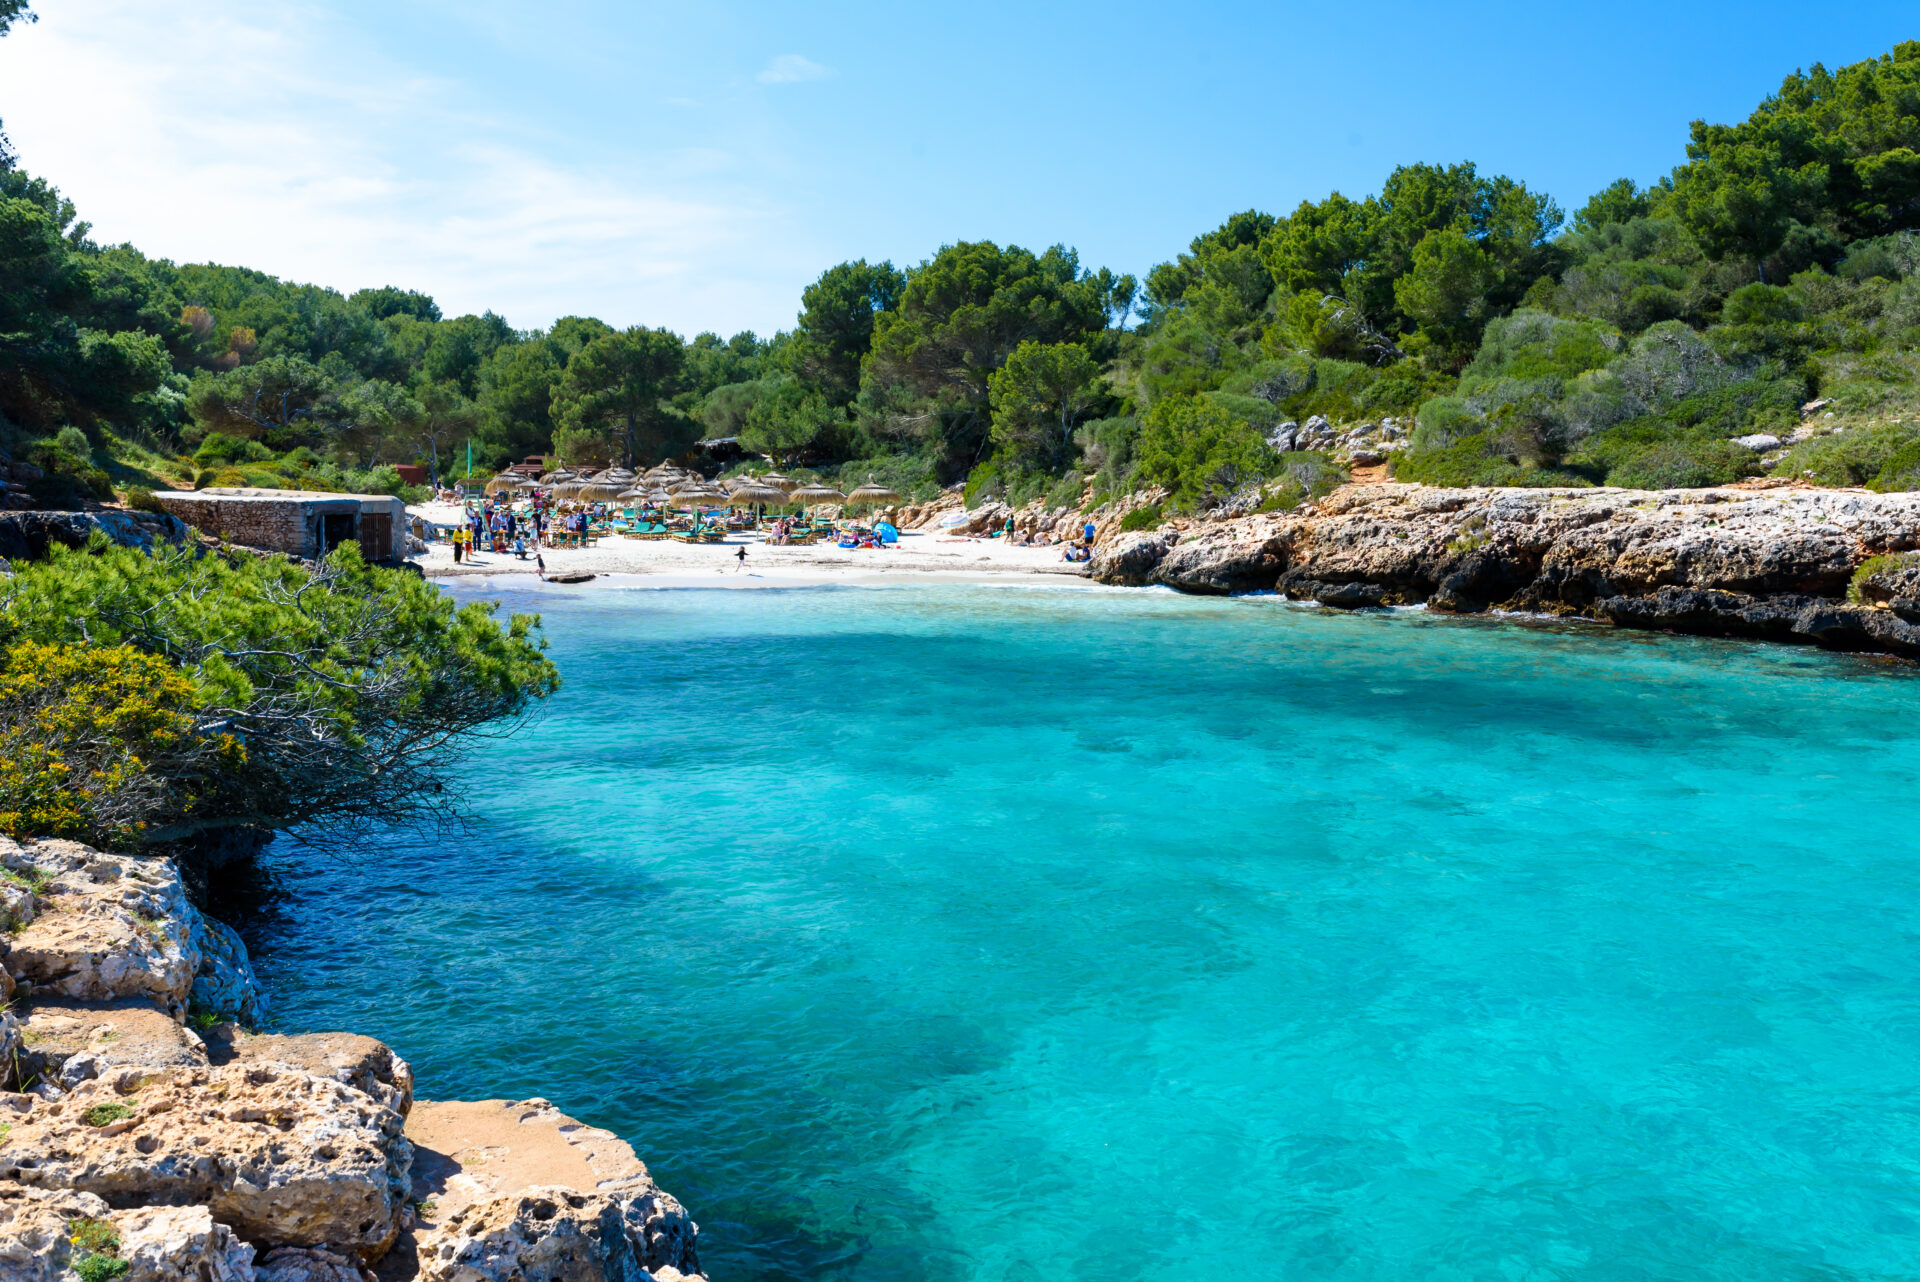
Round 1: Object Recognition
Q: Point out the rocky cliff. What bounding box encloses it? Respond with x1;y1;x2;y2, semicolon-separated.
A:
0;510;190;565
0;837;706;1281
1091;483;1920;658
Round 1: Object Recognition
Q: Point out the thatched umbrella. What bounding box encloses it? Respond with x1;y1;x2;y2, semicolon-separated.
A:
758;472;796;492
789;483;847;506
728;481;789;523
669;485;728;529
576;478;631;502
789;483;846;526
845;477;902;513
483;472;523;497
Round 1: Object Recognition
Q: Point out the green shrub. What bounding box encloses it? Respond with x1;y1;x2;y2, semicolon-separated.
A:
1722;282;1804;328
1393;433;1531;487
1413;396;1483;448
68;1217;127;1282
1043;471;1086;510
191;433;273;467
74;1256;130;1282
122;487;166;514
1848;551;1920;602
1868;439;1920;491
964;453;1058;509
826;454;941;504
1606;439;1751;489
1136;395;1277;509
82;1103;132;1127
1256;452;1346;511
1119;503;1164;532
0;539;557;848
1393;432;1593;488
1774;423;1920;486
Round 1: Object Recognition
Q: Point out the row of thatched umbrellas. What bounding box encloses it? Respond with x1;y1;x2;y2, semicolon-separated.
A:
480;464;902;514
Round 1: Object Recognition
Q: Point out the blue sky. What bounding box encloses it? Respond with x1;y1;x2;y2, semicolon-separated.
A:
1;1;1913;336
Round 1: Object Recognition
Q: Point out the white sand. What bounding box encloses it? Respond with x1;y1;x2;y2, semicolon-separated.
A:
410;504;1093;585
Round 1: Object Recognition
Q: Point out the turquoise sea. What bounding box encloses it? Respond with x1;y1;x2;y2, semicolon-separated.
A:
233;581;1920;1280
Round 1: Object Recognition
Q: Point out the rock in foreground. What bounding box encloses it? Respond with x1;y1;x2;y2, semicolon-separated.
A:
0;1063;410;1260
402;1098;704;1282
0;837;265;1022
0;847;704;1280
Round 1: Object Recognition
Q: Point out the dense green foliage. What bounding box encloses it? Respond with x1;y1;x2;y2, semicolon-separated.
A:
3;26;1919;510
0;540;558;845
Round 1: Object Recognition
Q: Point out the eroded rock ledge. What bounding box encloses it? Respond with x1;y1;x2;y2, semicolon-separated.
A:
1091;483;1920;657
0;837;707;1281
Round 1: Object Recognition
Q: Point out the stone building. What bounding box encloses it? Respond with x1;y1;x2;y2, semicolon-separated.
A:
150;488;410;562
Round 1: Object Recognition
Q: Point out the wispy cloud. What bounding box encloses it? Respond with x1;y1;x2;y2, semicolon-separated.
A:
0;1;822;334
757;53;834;85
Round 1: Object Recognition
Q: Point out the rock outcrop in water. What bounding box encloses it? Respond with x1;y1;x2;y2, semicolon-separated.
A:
1091;483;1920;657
0;836;708;1280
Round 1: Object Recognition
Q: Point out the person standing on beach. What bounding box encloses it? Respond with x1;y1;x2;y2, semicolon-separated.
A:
1084;518;1096;544
451;527;462;563
536;551;546;580
735;545;748;572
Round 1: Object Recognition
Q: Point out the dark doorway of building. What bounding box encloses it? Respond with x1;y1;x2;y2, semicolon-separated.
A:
320;513;357;555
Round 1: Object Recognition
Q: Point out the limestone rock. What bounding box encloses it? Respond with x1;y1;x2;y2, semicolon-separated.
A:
0;1012;20;1089
0;1183;111;1280
0;878;33;933
416;1188;703;1282
404;1099;703;1282
15;999;210;1090
0;837;265;1024
1149;536;1285;594
1089;532;1168;586
0;1062;410;1261
1117;483;1920;656
1732;433;1782;451
1280;575;1389;609
208;1030;413;1118
0;839;198;1016
116;1204;256;1282
955;500;1011;536
257;1245;374;1282
0;510;189;564
189;913;268;1026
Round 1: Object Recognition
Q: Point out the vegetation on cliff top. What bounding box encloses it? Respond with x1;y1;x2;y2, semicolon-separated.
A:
2;1;1917;514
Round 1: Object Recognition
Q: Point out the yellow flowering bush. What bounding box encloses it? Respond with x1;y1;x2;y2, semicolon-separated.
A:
0;642;241;848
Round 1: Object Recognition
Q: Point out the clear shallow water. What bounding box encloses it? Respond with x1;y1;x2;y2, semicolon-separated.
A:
235;583;1920;1281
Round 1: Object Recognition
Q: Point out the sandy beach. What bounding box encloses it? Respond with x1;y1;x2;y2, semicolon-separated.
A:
411;502;1094;584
